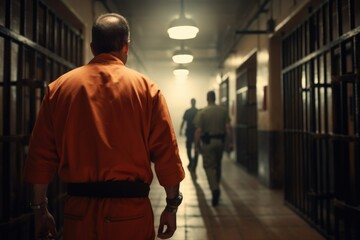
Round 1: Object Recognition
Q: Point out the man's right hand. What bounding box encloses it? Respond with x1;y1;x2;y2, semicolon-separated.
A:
157;209;177;239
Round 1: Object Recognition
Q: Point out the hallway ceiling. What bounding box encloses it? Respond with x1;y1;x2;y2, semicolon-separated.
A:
112;0;259;81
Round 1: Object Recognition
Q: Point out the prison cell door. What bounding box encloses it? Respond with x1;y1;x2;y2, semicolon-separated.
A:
0;1;83;239
281;1;360;239
235;53;258;174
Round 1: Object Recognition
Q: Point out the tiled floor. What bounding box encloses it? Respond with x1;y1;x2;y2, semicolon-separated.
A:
150;139;326;240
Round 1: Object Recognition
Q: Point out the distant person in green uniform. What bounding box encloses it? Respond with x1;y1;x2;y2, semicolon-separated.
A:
180;98;199;172
194;91;234;206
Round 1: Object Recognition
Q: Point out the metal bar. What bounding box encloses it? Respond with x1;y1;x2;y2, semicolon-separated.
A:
296;28;299;63
297;70;302;210
282;26;360;74
291;33;295;64
305;64;311;217
54;17;60;56
316;10;320;50
283;130;359;141
76;34;82;66
20;0;25;35
329;0;334;42
44;3;48;49
355;36;360;136
283;73;290;201
323;48;332;234
5;0;11;28
0;135;31;143
33;0;38;42
2;5;12;226
65;26;69;60
348;0;355;30
322;3;327;46
337;0;343;36
334;199;360;216
48;12;54;51
60;21;64;59
0;26;76;69
310;58;318;224
308;11;317;224
235;30;270;34
356;33;360;209
0;79;46;87
316;55;324;227
16;44;25;214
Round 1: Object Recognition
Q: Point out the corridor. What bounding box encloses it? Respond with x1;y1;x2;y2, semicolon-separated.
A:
150;138;325;240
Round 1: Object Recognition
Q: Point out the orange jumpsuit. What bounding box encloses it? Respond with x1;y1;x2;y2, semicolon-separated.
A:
23;53;185;239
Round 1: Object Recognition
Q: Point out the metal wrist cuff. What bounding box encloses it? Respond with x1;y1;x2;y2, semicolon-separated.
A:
165;205;178;213
30;197;48;210
166;192;183;207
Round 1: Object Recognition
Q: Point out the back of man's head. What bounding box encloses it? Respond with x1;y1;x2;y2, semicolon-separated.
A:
190;98;196;107
92;13;130;55
207;91;216;103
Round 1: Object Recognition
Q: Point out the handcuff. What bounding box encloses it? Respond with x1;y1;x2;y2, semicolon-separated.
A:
30;197;48;210
165;192;183;213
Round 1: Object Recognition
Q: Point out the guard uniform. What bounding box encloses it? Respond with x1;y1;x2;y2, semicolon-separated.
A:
23;53;185;239
194;103;230;191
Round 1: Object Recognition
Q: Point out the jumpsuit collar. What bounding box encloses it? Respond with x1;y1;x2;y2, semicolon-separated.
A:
88;53;125;65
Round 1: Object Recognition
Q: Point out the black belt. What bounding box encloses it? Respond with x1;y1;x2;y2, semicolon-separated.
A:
209;134;225;139
67;180;150;198
201;133;225;144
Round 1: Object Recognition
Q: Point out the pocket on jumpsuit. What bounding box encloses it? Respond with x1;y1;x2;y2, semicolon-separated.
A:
63;196;89;239
104;198;154;239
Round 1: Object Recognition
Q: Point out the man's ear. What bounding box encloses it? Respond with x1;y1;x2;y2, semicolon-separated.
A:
123;42;129;55
90;42;97;56
121;42;129;63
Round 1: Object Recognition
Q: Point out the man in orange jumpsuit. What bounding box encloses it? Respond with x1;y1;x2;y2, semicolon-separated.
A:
23;13;185;240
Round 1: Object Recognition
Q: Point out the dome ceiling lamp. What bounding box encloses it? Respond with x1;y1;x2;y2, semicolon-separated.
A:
167;0;199;40
173;64;189;79
172;42;193;64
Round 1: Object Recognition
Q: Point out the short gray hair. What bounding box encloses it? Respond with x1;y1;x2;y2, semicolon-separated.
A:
92;13;130;54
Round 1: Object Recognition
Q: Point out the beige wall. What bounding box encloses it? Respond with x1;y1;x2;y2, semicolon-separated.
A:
61;0;101;63
220;0;324;131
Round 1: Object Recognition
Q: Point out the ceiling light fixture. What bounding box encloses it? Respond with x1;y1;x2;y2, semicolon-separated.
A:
167;0;199;40
173;64;189;79
172;45;193;64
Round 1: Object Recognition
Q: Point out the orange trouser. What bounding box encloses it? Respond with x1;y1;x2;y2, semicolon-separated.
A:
62;196;155;240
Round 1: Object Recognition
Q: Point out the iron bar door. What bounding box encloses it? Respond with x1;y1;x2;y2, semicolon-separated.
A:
282;0;360;239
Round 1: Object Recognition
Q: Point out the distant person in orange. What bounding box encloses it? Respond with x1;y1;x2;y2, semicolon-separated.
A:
179;98;199;173
23;13;185;240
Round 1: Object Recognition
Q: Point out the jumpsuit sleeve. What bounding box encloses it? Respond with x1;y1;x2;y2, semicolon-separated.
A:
23;88;59;184
149;91;185;187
